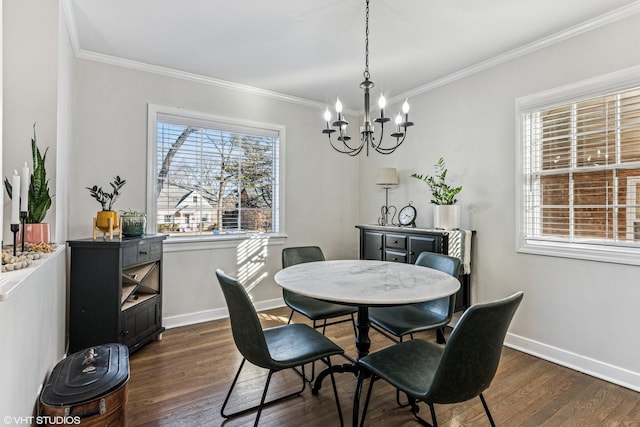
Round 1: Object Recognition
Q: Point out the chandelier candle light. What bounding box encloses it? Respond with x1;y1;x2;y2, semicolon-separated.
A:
322;0;414;156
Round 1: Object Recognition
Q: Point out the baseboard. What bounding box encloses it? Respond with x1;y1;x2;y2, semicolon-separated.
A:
163;297;286;329
505;332;640;392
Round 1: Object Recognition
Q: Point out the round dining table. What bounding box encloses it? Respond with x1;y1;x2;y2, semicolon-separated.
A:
274;259;460;358
274;259;460;425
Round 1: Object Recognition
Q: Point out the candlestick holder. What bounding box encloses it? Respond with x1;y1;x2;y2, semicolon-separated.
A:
11;223;19;257
20;211;28;253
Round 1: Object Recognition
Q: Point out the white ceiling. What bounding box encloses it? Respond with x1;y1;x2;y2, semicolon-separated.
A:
66;0;640;110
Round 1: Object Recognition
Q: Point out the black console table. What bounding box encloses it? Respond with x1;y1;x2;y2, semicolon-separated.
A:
356;225;473;312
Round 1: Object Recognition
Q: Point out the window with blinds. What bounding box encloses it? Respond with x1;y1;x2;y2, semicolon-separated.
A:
148;106;280;238
518;73;640;265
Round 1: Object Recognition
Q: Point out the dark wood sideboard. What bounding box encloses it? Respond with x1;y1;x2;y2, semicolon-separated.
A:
68;234;167;353
356;225;473;312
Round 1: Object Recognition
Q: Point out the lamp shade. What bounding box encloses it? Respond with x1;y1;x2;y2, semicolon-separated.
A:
376;168;399;186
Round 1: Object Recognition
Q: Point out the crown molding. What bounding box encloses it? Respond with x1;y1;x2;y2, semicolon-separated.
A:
61;0;640;115
60;0;80;56
389;1;640;105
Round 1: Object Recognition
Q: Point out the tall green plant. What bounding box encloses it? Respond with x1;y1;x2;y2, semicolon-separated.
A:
411;157;462;205
3;124;52;223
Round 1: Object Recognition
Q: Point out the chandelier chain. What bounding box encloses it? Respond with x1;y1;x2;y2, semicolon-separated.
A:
364;0;370;80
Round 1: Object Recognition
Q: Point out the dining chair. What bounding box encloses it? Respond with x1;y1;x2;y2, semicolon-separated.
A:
282;246;357;336
369;252;461;407
355;291;524;427
216;269;345;426
369;251;462;345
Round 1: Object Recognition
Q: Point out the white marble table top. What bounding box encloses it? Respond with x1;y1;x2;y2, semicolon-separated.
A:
274;260;460;306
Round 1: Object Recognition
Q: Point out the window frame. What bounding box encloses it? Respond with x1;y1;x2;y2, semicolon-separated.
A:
147;104;286;247
515;65;640;266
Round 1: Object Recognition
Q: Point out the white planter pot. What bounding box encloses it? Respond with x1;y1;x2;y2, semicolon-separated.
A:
433;205;460;230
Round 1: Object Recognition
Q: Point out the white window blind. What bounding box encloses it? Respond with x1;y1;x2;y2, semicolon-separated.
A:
518;72;640;265
150;107;280;238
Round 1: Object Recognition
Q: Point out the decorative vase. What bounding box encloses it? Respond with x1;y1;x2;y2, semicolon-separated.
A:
96;211;119;231
18;223;51;244
120;214;146;237
433;205;460;230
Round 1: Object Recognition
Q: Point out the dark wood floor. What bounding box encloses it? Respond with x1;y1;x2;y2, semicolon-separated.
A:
126;307;640;426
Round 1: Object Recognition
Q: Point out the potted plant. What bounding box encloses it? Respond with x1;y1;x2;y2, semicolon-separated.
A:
412;157;462;229
3;124;53;243
119;209;147;237
86;176;126;232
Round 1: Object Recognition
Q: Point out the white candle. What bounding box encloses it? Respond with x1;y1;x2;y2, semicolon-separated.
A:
11;171;20;224
20;162;29;212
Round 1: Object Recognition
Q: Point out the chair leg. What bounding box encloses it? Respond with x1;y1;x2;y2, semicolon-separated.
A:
325;357;344;426
479;393;496;427
428;403;438;427
253;369;275;426
287;309;295;324
359;374;376;427
221;358;306;420
409;397;437;427
220;358;247;419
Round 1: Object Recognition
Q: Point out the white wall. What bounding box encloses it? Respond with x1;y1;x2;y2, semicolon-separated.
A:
357;14;640;390
0;0;72;417
70;59;360;324
2;0;59;242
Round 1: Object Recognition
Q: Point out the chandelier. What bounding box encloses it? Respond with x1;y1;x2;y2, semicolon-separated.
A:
321;0;414;156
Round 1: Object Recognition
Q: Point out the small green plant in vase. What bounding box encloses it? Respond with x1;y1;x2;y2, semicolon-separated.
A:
412;157;462;229
120;209;147;237
87;176;126;234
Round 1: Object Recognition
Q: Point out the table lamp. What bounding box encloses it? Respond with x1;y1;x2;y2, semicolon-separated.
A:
376;167;399;226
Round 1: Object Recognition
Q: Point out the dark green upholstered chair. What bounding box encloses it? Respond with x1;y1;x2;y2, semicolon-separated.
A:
282;246;357;336
369;251;462;344
355;291;524;427
216;269;345;426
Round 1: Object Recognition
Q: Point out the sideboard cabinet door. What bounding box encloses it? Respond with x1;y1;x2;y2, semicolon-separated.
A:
361;231;383;260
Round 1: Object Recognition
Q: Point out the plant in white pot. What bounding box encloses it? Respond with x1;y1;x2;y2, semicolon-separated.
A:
411;157;462;230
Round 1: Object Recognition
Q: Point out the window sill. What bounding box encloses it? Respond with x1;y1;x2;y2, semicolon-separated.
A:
0;246;65;301
517;239;640;266
163;233;287;253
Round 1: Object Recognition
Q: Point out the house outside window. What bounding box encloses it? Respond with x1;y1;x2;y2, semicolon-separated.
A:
516;67;640;265
147;105;282;239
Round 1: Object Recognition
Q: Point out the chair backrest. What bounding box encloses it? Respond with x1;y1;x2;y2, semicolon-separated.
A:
281;247;325;300
424;291;524;404
415;251;461;277
282;246;325;268
215;269;273;369
414;252;462;316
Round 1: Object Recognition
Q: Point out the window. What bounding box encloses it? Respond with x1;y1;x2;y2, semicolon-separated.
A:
516;67;640;265
147;105;282;239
